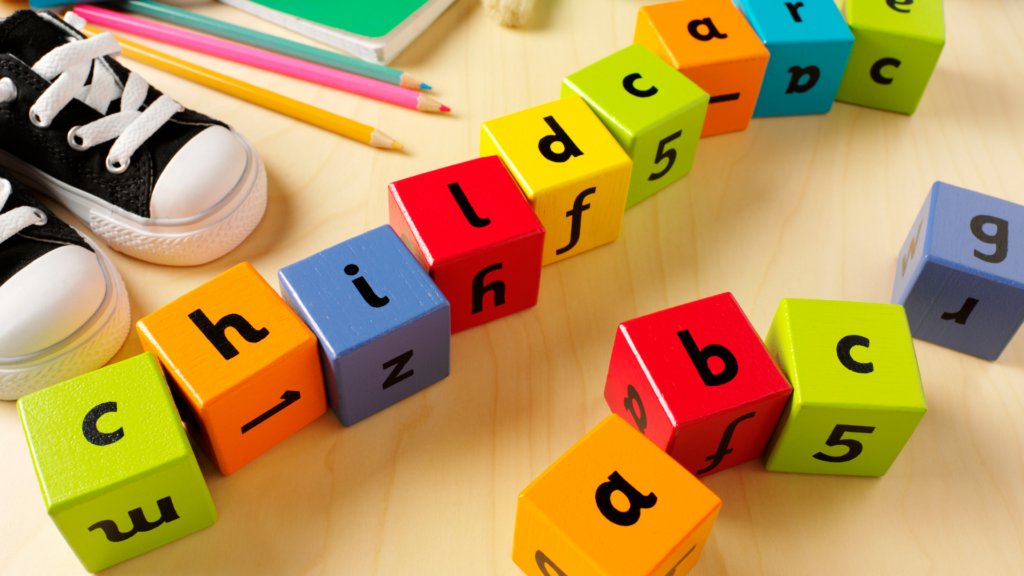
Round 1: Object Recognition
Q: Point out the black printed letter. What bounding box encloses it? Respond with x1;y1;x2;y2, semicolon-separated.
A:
697;412;755;475
688;18;728;41
82;402;124;446
595;471;657;526
188;310;269;361
472;263;506;314
870;58;901;85
886;0;912;12
346;264;391;308
678;330;738;387
535;551;567;576
447;182;490;228
786;65;820;94
538;116;583;163
89;497;180;543
623;385;648;435
785;2;804;21
941;297;978;325
970;215;1008;263
837;335;873;374
623;73;658;98
382;350;414;389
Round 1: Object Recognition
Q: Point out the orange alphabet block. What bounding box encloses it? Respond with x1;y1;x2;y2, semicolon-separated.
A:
137;263;326;475
512;415;721;576
635;0;770;137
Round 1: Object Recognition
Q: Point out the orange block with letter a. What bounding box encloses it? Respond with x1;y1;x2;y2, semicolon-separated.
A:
635;0;769;137
512;415;721;576
137;263;326;475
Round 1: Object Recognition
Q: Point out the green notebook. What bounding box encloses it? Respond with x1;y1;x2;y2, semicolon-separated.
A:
216;0;457;65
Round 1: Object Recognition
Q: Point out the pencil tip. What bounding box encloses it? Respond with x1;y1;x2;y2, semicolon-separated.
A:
392;142;404;150
420;83;432;90
440;105;451;112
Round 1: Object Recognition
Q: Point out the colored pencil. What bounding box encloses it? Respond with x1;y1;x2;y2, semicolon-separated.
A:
76;6;450;113
118;0;430;90
80;26;403;150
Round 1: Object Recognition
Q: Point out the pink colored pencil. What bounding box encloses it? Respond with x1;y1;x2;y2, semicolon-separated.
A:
73;5;450;113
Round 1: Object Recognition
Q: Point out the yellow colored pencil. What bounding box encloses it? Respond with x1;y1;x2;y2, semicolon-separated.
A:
82;26;402;150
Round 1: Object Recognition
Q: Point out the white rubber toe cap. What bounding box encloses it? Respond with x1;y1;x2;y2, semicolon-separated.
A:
150;125;247;220
0;245;106;358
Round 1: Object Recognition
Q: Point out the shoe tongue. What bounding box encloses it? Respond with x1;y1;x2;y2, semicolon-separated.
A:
0;10;77;68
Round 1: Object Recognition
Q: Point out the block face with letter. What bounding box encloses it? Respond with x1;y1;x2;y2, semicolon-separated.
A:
561;44;709;208
512;414;721;576
733;0;854;117
17;353;216;573
388;156;545;334
137;262;327;476
279;225;450;427
635;0;770;136
480;96;632;266
763;299;927;476
834;0;944;114
603;293;792;477
892;182;1024;360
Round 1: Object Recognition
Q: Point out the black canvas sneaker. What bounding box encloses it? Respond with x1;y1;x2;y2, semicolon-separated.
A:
0;167;129;400
0;10;267;266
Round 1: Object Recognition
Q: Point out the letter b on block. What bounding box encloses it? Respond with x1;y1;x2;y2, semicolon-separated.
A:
893;182;1024;360
512;415;721;576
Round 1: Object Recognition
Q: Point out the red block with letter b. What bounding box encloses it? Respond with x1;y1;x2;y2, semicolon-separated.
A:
604;292;792;477
389;156;545;333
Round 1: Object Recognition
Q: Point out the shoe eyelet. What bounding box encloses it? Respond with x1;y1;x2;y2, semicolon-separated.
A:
67;126;89;151
31;208;47;226
105;156;129;174
29;108;49;128
0;78;17;104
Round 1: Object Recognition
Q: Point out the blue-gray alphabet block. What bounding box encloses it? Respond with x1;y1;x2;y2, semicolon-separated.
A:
893;182;1024;361
279;225;450;425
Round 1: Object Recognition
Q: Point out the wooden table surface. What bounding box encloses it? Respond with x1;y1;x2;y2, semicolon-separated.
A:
2;0;1024;574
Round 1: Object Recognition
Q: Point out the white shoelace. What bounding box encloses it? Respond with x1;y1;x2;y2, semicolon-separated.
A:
0;17;183;174
0;179;47;245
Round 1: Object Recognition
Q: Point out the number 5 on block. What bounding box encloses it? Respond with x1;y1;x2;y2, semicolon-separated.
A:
763;299;927;476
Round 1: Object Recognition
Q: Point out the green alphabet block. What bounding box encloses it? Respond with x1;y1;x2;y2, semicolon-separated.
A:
18;353;216;573
561;44;709;209
835;0;945;114
763;299;927;476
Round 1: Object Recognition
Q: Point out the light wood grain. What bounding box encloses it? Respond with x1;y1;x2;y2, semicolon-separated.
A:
2;0;1024;574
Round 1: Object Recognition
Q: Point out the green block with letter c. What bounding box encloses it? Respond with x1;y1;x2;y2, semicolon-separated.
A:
561;44;709;209
763;299;927;476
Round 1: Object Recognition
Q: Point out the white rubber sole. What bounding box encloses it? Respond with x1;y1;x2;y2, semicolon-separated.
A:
0;236;130;401
0;129;268;266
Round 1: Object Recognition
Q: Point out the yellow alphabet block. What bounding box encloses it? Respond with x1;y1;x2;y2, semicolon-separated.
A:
512;415;721;576
481;96;633;265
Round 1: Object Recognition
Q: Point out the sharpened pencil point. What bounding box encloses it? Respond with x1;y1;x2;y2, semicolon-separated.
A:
370;129;402;150
440;105;451;112
401;74;430;90
392;141;404;150
417;94;450;113
421;83;432;90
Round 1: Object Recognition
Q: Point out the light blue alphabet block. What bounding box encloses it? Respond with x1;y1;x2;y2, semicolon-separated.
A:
734;0;854;117
279;225;450;426
893;182;1024;361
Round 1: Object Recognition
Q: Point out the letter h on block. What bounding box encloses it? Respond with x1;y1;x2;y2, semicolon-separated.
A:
137;263;327;475
893;182;1024;360
388;156;545;334
279;225;451;427
604;292;792;478
18;353;216;573
512;415;721;576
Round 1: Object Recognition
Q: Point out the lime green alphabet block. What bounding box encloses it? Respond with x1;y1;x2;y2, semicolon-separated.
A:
561;44;709;209
18;353;216;573
835;0;945;114
763;299;927;476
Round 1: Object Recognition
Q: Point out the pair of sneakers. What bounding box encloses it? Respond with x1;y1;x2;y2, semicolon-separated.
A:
0;10;268;399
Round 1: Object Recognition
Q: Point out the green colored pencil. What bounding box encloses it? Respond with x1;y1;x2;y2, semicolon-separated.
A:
117;0;431;90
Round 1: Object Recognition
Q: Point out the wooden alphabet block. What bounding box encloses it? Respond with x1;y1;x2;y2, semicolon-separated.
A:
388;156;545;333
635;0;770;136
480;96;632;265
604;293;792;478
137;263;327;475
561;44;709;209
278;225;450;426
734;0;854;117
893;182;1024;360
763;299;927;476
512;414;721;576
17;353;216;573
834;0;944;114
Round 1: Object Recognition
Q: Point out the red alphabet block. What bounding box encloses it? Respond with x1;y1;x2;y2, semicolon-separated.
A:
388;156;545;333
604;292;792;477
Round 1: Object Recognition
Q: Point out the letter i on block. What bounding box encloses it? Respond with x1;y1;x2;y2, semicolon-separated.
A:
763;299;927;476
18;353;216;572
635;0;770;136
480;97;632;265
733;0;854;117
388;156;545;333
279;225;450;426
561;44;709;208
834;0;944;114
893;182;1024;360
604;293;792;477
513;415;720;576
137;263;327;475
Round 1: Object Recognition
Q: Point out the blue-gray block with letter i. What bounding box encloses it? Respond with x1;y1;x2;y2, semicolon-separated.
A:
278;225;451;426
892;182;1024;361
733;0;853;117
